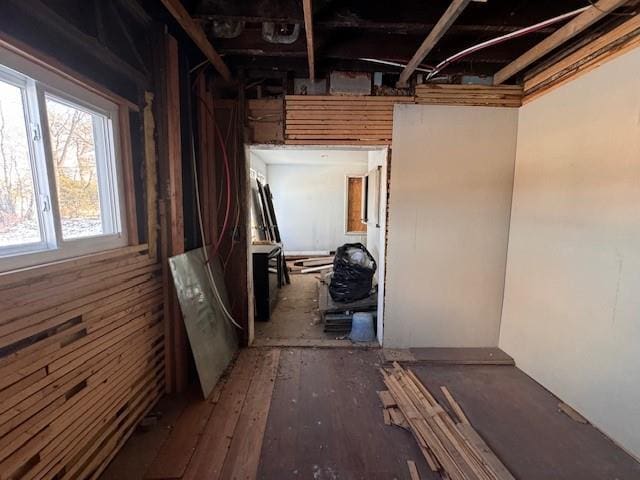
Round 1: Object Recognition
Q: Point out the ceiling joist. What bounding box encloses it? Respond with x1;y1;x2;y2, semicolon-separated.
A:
493;0;628;85
160;0;232;82
397;0;472;87
302;0;315;80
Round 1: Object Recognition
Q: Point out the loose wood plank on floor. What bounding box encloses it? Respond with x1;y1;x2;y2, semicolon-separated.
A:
407;460;421;480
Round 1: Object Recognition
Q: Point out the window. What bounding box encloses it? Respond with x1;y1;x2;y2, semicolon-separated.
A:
345;175;366;234
0;48;126;271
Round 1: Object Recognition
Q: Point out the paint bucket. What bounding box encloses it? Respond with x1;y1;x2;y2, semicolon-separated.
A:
349;312;375;342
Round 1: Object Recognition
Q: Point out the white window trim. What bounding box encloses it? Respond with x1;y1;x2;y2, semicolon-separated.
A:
0;46;128;273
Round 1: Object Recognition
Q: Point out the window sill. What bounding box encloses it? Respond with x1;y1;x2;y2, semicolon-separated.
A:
0;234;128;273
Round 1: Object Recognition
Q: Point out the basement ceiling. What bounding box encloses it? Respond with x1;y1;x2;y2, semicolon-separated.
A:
192;0;639;81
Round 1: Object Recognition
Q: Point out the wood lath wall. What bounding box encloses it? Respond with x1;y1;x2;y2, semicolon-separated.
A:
415;84;523;107
284;95;414;145
0;245;164;480
278;90;524;146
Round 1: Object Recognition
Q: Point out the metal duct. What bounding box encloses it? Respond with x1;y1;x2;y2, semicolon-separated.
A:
262;22;301;44
210;19;245;38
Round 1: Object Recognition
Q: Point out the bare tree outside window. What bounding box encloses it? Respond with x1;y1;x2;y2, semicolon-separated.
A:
0;57;125;270
45;98;102;239
0;80;40;247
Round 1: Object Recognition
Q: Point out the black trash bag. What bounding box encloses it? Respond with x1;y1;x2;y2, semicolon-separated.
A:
329;243;377;303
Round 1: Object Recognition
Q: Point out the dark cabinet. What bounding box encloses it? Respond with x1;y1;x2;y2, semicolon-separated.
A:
252;244;282;321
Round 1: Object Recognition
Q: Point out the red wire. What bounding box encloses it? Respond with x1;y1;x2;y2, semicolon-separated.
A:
192;90;234;257
223;106;240;269
212;112;232;256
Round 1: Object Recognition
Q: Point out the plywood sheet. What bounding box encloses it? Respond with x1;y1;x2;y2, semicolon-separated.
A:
169;248;238;397
347;177;366;233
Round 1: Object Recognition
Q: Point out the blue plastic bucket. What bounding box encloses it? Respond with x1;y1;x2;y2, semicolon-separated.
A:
349;312;375;342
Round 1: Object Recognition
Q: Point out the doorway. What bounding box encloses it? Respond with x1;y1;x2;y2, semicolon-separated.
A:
247;145;389;346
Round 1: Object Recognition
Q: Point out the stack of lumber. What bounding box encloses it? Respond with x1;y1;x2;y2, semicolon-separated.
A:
415;85;523;108
284;95;414;145
247;99;284;143
380;362;515;480
291;256;334;274
0;245;164;480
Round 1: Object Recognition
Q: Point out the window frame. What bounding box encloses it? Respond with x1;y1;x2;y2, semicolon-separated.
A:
0;46;128;272
344;174;367;235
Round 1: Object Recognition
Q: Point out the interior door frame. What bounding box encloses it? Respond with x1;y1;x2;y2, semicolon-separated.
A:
245;144;390;346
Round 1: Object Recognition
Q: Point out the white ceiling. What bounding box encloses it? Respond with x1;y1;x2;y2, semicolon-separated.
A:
250;147;370;165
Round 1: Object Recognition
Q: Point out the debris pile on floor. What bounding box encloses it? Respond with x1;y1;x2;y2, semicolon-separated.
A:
288;255;335;274
379;362;515;480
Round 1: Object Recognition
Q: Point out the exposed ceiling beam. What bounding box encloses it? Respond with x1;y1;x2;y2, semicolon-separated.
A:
196;15;556;36
159;0;232;82
302;0;315;80
493;0;628;85
397;0;472;86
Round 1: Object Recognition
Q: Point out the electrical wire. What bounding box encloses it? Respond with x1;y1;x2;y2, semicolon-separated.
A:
194;92;241;271
187;70;242;329
223;104;242;270
212;118;233;256
216;100;236;213
425;5;591;80
357;57;435;73
188;106;242;330
193;92;234;257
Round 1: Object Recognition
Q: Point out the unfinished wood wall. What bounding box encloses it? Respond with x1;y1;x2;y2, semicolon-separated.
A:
415;84;523;107
284;95;414;145
0;245;164;479
276;91;522;146
247;99;284;144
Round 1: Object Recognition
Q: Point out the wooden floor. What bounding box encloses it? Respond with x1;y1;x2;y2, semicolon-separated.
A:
253;274;371;347
102;348;640;480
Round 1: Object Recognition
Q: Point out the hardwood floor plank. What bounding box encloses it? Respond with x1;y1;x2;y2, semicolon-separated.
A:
258;349;433;479
144;387;218;479
219;349;281;479
181;349;260;480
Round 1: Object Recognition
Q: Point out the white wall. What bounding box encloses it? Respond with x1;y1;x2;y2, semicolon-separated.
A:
267;162;368;252
500;48;640;458
384;104;518;348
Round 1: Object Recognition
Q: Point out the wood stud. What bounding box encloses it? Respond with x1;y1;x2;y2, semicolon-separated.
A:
493;0;628;85
523;15;640;102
